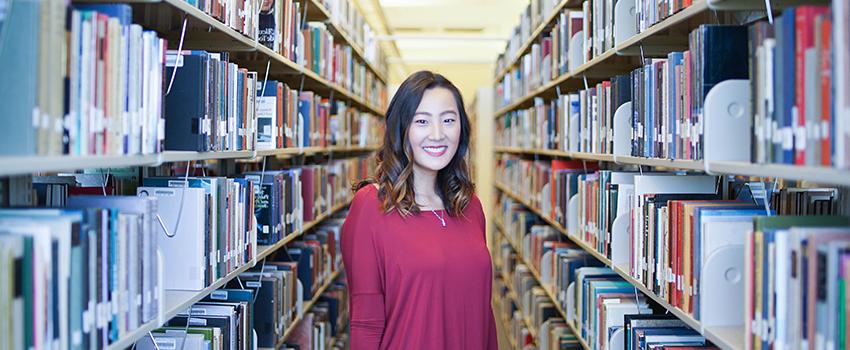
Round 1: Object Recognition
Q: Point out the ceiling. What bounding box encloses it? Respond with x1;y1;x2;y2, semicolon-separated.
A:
353;0;528;78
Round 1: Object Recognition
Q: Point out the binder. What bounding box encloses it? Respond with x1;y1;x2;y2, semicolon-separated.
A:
164;51;210;151
137;186;207;291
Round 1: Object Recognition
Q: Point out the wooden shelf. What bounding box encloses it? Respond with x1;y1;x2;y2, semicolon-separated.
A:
106;200;350;350
493;181;743;350
493;146;850;186
256;200;350;261
254;145;380;159
158;150;256;163
706;161;850;187
493;0;574;84
0;154;161;177
0;145;378;176
76;0;385;115
494;0;710;115
497;272;539;344
299;0;388;84
260;269;344;350
494;219;590;350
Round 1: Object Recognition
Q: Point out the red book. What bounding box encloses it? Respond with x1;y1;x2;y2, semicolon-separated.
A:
820;15;833;166
276;82;284;148
794;6;831;165
241;69;248;150
69;186;114;196
300;166;315;222
671;200;681;307
684;50;692;160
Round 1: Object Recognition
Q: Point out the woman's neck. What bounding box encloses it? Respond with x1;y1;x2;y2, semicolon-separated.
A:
412;164;442;210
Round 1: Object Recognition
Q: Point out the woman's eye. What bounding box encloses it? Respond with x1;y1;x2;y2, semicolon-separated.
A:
414;119;428;125
443;118;456;124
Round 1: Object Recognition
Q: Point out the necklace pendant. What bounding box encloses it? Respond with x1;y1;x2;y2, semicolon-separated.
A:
431;209;447;228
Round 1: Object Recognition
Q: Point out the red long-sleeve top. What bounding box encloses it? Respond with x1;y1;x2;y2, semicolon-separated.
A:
340;185;499;350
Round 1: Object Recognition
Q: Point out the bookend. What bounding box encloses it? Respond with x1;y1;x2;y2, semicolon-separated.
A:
566;282;576;322
567;194;580;239
569;113;580;152
610;328;625;349
700;244;746;327
612;101;633;157
609;212;630;269
157;248;166;326
613;0;637;46
703;79;751;174
296;279;305;317
569;31;584;72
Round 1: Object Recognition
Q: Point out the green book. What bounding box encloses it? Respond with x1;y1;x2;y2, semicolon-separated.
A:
22;236;33;350
837;276;847;350
753;215;850;231
156;326;221;349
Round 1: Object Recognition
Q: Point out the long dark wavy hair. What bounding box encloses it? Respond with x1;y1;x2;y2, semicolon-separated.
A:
355;70;474;217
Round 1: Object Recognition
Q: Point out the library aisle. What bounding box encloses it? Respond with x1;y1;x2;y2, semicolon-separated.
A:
1;0;849;349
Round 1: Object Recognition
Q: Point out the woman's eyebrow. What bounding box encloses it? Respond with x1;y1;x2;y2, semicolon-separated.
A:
413;111;432;116
439;110;458;116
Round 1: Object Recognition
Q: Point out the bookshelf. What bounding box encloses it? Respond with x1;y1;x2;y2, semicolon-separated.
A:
269;269;344;350
494;146;850;186
493;0;849;347
494;0;711;115
75;0;386;115
103;199;353;350
493;182;744;350
1;0;384;348
493;218;591;350
299;0;389;84
493;0;576;83
498;271;540;344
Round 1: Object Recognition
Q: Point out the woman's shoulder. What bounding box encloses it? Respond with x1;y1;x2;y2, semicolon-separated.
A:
462;193;484;217
466;193;482;210
350;183;380;214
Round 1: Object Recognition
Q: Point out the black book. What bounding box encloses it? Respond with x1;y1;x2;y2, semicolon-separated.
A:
690;25;749;159
164;51;210;151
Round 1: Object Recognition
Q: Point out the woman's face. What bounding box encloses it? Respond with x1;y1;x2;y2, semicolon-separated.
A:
406;87;461;175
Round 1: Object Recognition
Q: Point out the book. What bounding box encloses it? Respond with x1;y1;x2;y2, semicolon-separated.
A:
745;216;850;350
0;198;160;348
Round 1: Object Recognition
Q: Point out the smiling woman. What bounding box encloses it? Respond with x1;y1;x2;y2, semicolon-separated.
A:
340;70;498;350
361;70;475;217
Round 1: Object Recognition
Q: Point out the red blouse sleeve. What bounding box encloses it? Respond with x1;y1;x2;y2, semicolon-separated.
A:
341;188;386;349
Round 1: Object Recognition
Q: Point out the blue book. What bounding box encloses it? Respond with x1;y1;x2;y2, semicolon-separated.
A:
0;0;40;155
244;171;283;244
73;4;132;24
299;92;314;147
287;247;314;299
667;52;683;159
779;10;796;164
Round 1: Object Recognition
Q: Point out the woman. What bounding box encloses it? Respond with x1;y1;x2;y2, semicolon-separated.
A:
340;71;498;349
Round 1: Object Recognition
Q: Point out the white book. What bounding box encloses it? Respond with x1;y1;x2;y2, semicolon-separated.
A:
602;300;651;349
135;332;205;350
835;0;849;168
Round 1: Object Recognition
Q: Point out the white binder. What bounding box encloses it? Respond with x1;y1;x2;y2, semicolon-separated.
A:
138;186;206;291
